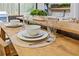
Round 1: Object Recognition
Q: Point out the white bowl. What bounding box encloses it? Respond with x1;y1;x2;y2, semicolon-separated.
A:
26;25;41;36
10;20;20;25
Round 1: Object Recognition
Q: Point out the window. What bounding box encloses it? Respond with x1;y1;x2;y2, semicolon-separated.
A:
0;3;35;15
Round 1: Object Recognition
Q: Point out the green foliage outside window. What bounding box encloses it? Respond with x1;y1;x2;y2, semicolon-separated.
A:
30;9;48;16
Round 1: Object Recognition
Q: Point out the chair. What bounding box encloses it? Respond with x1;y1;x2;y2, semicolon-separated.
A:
0;38;18;56
0;37;10;55
0;28;18;56
8;15;24;22
0;11;8;38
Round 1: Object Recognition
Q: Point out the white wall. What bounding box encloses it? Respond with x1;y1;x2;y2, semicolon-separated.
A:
48;10;70;19
70;3;79;19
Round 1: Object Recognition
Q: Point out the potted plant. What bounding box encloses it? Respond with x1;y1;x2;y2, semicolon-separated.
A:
30;9;48;21
30;9;48;16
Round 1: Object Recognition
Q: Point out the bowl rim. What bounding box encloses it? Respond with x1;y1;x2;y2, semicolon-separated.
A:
26;25;41;30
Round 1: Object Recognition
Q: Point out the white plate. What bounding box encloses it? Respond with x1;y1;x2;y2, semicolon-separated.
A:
22;30;43;38
16;30;48;41
4;23;23;28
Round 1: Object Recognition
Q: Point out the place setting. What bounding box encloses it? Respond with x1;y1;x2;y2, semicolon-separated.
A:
12;25;56;48
4;20;23;28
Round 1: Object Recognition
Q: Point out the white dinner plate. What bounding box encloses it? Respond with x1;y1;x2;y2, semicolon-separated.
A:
16;30;48;41
4;23;23;28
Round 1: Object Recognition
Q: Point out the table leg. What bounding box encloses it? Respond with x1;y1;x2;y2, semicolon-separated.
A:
0;28;11;56
1;28;6;41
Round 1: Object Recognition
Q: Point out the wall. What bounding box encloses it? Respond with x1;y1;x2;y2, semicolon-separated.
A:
48;10;70;19
70;3;79;19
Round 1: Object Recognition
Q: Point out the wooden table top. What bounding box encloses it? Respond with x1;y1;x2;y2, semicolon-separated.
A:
0;23;79;56
34;20;79;35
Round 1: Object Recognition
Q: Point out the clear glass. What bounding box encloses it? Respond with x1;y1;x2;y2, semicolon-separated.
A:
22;15;34;30
45;16;57;39
21;15;29;31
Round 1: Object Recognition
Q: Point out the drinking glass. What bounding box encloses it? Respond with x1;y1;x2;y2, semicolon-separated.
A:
45;16;57;39
21;15;29;30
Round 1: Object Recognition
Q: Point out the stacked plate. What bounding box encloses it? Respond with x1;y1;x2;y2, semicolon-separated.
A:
11;29;54;48
16;30;48;41
4;20;23;28
4;22;23;28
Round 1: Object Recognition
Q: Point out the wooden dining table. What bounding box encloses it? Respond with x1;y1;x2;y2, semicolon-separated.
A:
0;22;79;56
